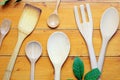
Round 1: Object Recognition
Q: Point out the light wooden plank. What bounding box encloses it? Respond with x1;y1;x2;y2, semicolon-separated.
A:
0;56;120;80
22;0;120;2
0;29;120;56
0;2;120;29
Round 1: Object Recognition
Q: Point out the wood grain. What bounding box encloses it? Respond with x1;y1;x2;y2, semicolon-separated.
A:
0;1;120;80
0;29;120;56
0;2;120;29
0;57;120;80
23;0;120;2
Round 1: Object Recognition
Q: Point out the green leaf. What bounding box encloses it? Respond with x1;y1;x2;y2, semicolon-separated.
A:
0;0;10;6
73;57;84;80
15;0;21;2
84;68;101;80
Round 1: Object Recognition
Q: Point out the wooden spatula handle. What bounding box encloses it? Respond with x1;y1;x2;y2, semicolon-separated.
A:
3;32;26;80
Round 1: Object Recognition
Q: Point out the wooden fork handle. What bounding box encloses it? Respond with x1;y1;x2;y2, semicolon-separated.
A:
87;41;98;69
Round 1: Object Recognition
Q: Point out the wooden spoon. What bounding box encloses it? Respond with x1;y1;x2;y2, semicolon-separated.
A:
47;32;70;80
47;0;61;28
25;41;42;80
0;19;11;47
98;7;119;80
3;4;42;80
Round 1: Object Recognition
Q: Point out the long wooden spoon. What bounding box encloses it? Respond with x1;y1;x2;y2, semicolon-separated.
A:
98;7;119;80
3;4;42;80
47;32;70;80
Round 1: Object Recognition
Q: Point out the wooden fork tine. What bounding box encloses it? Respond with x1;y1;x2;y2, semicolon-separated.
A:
86;4;93;22
80;5;86;23
74;6;82;28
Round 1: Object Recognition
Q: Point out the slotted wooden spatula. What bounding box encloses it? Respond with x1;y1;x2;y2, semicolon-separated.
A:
3;4;42;80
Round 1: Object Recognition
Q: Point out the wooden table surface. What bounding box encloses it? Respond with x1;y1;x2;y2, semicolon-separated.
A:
0;0;120;80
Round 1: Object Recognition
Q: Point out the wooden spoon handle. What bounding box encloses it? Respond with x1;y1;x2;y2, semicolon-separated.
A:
98;39;108;71
3;32;26;80
54;66;61;80
31;62;35;80
0;34;5;47
54;0;61;13
98;39;108;80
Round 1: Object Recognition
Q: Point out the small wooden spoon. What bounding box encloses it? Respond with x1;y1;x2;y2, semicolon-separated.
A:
47;0;61;28
25;41;42;80
0;19;11;47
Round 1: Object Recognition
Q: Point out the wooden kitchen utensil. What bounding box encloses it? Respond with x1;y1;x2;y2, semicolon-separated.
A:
25;41;42;80
74;4;97;69
3;4;41;80
0;19;11;47
47;32;70;80
47;0;61;28
98;7;119;80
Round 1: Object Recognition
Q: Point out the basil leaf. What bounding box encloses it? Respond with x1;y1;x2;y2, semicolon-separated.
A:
0;0;10;6
15;0;21;2
73;57;84;80
84;68;101;80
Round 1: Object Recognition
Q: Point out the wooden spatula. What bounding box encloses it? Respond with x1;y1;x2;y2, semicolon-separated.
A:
3;4;42;80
